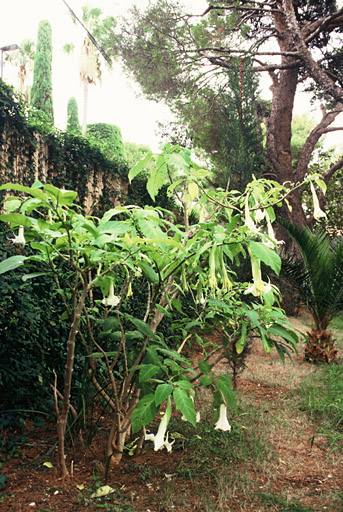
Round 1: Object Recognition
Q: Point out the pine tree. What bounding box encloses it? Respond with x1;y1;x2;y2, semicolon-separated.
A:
31;20;54;125
66;97;81;134
216;59;268;191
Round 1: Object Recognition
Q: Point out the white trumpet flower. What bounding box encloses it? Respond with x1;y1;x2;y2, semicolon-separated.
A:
10;226;26;246
163;432;175;453
265;218;284;248
310;182;326;220
102;281;120;307
254;208;265;223
245;250;264;297
145;409;174;452
214;404;232;432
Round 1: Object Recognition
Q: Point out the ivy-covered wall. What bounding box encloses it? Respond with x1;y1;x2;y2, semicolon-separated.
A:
0;80;129;215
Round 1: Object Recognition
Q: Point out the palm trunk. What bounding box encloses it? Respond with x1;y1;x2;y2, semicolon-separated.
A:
82;80;88;135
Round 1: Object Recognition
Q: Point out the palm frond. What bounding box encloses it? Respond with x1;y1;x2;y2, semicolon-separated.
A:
279;220;343;331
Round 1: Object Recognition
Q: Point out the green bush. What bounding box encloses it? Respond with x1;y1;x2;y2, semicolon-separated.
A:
0;225;92;430
0;226;67;424
87;122;125;160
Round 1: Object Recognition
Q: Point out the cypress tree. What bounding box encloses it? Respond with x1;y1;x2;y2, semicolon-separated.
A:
66;97;81;133
31;20;54;125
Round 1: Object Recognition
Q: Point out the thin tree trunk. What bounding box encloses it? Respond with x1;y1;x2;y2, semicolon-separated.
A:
57;286;88;477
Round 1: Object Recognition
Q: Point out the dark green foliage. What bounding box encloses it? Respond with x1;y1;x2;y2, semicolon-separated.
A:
0;81;129;216
325;167;343;235
216;63;268;190
0;225;68;423
87;122;125;160
67;97;81;134
43;130;128;215
0;79;37;185
30;20;54;125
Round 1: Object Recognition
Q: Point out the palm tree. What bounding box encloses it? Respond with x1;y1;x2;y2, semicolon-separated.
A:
63;5;114;134
5;39;35;101
280;221;343;363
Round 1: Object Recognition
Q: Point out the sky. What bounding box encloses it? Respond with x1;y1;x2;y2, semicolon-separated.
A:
0;0;206;151
0;0;342;152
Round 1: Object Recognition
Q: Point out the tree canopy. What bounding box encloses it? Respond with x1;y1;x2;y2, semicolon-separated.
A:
116;0;343;227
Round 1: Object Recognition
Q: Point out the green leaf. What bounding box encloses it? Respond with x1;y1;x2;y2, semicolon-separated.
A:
88;351;121;359
0;183;47;201
0;255;28;274
155;384;173;406
199;375;213;386
30;241;53;258
171;298;184;314
225;215;240;234
138;261;159;283
167;178;184;196
267;324;298;346
126;315;156;339
156;304;172;318
315;178;327;195
198;360;211;375
137;217;167;241
0;213;33;228
4;198;21;212
102;316;120;332
125;331;145;342
246;309;260;326
174;379;192;390
147;158;168;201
163;358;186;374
97;221;131;235
188;182;199;201
128;150;153;182
260;330;271;354
156;347;188;363
139;364;160;383
131;393;159;434
216;375;237;411
249;241;281;275
173;388;196;426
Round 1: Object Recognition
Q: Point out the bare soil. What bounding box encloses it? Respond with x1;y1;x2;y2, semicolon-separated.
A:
1;314;343;512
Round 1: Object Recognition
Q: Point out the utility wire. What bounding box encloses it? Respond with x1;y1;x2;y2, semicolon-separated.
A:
60;0;112;66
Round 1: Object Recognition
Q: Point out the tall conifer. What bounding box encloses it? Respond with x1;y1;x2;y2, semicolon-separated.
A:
31;20;54;124
66;97;81;133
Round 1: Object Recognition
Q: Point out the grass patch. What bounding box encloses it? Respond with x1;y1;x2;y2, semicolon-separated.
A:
258;491;316;511
172;402;272;480
298;363;343;452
